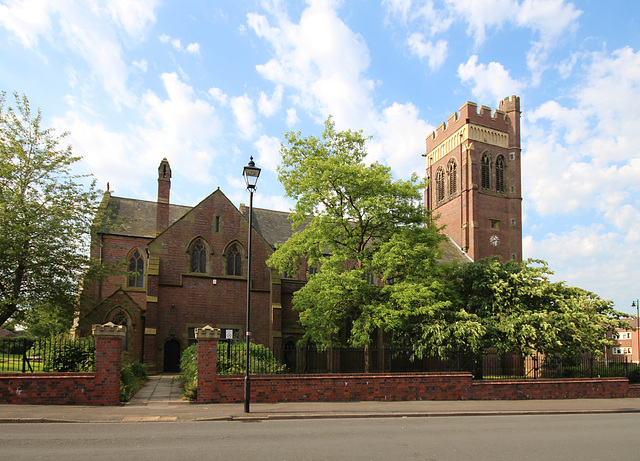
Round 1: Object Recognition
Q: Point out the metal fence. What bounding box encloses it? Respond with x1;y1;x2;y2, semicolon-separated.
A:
0;336;96;373
216;341;640;380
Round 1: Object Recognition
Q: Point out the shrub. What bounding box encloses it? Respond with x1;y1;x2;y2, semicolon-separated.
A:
628;368;640;384
35;337;96;372
180;343;198;401
120;359;149;402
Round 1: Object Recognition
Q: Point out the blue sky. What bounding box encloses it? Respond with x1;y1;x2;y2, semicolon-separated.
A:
1;0;639;315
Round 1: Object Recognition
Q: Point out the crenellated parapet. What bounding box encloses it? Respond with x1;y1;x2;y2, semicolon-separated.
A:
426;96;520;154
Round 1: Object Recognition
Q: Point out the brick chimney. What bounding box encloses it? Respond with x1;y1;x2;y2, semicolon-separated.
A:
156;158;171;235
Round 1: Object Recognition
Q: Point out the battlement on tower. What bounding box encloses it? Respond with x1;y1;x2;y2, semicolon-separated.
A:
426;95;520;152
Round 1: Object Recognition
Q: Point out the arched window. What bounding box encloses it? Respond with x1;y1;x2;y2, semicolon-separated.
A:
128;250;144;288
495;155;506;193
481;153;491;190
191;239;207;273
447;158;457;196
435;167;445;203
227;243;242;276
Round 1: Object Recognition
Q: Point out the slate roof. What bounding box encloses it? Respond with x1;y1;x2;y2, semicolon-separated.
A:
98;195;192;238
240;205;304;248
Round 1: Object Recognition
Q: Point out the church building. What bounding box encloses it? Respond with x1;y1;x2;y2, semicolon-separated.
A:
77;96;522;372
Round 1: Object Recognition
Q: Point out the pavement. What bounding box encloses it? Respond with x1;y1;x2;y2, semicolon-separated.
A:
2;373;640;424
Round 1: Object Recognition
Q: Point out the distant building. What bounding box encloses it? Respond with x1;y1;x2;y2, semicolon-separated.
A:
606;318;640;364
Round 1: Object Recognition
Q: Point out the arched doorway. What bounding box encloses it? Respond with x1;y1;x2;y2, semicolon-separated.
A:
163;338;181;372
284;340;297;372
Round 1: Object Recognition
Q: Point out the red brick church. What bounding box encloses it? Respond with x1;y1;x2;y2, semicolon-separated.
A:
76;96;522;373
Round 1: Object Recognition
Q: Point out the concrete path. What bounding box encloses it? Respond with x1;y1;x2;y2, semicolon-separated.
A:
126;374;186;406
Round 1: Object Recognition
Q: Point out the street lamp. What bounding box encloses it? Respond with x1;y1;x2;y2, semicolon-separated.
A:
633;300;639;365
243;156;260;413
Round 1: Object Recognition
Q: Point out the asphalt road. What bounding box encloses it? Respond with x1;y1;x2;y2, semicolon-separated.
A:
2;413;640;460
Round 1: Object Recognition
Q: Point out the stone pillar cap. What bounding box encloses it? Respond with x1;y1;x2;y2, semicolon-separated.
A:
195;325;221;340
92;322;126;337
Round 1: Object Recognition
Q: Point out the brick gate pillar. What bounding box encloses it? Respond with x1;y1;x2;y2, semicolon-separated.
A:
195;325;220;403
92;322;126;405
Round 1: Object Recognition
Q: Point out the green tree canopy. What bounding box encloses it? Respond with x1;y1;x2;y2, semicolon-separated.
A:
0;91;99;334
268;117;445;349
393;257;630;362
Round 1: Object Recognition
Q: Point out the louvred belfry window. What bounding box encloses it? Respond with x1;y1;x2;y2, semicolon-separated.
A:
435;167;445;203
496;155;506;193
481;153;491;190
447;158;457;196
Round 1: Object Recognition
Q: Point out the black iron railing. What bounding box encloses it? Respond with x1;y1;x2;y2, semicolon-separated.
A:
214;342;640;380
0;336;96;373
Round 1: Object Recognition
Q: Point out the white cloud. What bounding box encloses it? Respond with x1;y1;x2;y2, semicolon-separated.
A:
407;33;447;71
254;135;281;173
59;73;224;200
384;0;581;84
0;0;54;48
208;87;228;105
249;0;375;128
258;86;283;117
186;42;200;55
159;33;200;55
0;0;161;107
230;94;258;138
132;59;148;72
457;55;524;104
285;107;299;127
369;102;432;178
516;0;581;44
104;0;159;41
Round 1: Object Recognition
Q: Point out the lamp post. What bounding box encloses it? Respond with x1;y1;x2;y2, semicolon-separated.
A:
633;299;639;365
243;156;260;413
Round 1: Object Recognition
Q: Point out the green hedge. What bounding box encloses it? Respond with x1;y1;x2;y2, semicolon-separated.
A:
120;360;149;402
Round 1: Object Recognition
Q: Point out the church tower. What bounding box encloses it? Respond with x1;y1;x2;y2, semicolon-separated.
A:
425;96;522;262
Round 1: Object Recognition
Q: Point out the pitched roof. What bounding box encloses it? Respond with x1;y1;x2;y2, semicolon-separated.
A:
240;205;303;248
98;195;192;238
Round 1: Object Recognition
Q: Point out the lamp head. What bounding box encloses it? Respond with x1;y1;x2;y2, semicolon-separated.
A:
243;157;261;191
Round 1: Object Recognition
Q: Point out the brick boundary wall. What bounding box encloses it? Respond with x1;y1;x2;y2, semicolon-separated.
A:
0;323;124;406
194;328;640;404
470;378;633;400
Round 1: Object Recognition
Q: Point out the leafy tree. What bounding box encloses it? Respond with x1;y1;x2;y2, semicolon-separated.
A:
268;117;445;365
0;91;99;333
449;258;629;360
391;257;629;375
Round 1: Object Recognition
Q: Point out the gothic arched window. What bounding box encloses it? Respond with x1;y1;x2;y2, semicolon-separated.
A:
191;239;207;273
481;153;491;190
227;243;242;276
496;155;506;193
435;167;445;203
128;250;144;288
447;158;457;197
